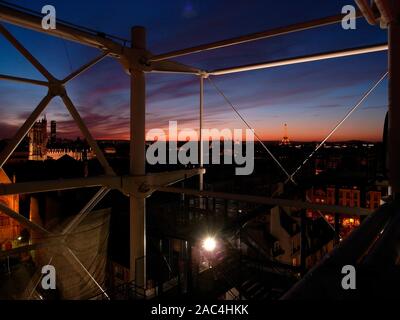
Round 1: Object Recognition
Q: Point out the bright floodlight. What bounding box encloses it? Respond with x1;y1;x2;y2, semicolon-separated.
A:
202;236;217;252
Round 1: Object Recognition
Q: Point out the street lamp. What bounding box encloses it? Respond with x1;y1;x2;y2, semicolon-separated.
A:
202;236;217;252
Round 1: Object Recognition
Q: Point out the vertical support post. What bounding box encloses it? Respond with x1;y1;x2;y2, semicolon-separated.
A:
388;4;400;198
130;26;146;288
199;76;205;209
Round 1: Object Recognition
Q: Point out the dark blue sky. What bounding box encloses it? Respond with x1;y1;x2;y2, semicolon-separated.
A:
0;0;388;141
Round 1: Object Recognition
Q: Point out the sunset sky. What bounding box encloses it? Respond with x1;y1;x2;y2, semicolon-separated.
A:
0;0;388;142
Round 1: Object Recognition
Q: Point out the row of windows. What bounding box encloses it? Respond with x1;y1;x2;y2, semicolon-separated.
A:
339;191;360;198
310;189;382;210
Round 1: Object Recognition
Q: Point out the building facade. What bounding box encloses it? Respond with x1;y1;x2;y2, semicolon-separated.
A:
28;117;95;161
28;116;48;161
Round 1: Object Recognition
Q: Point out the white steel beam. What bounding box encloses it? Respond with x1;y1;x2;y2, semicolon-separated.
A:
0;4;203;75
0;74;48;86
0;169;205;196
150;13;362;62
209;44;388;76
62;51;110;84
0;4;124;53
149;59;202;75
156;186;373;216
0;176;117;195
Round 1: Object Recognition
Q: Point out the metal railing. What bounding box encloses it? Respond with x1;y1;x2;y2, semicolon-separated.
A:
0;1;398;300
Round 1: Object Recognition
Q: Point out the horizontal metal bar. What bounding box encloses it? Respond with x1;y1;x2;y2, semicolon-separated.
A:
149;59;203;75
147;69;201;75
150;13;362;62
0;169;206;196
0;176;118;195
156;186;373;216
0;74;48;86
0;4;210;76
0;172;372;215
0;4;124;54
210;43;388;76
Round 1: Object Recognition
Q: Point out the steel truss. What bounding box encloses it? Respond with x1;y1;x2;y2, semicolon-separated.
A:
0;1;398;297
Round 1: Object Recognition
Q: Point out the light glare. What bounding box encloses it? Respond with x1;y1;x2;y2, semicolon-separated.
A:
202;237;217;252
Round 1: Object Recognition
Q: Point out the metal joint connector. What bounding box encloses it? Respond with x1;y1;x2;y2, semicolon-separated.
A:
48;80;66;97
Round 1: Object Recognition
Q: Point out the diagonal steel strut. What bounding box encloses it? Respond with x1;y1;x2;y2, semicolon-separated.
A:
0;23;54;81
0;93;53;169
60;94;115;176
61;187;110;235
0;202;52;234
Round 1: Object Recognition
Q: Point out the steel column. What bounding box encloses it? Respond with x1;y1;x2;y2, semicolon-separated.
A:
199;76;204;194
388;7;400;196
129;26;147;287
